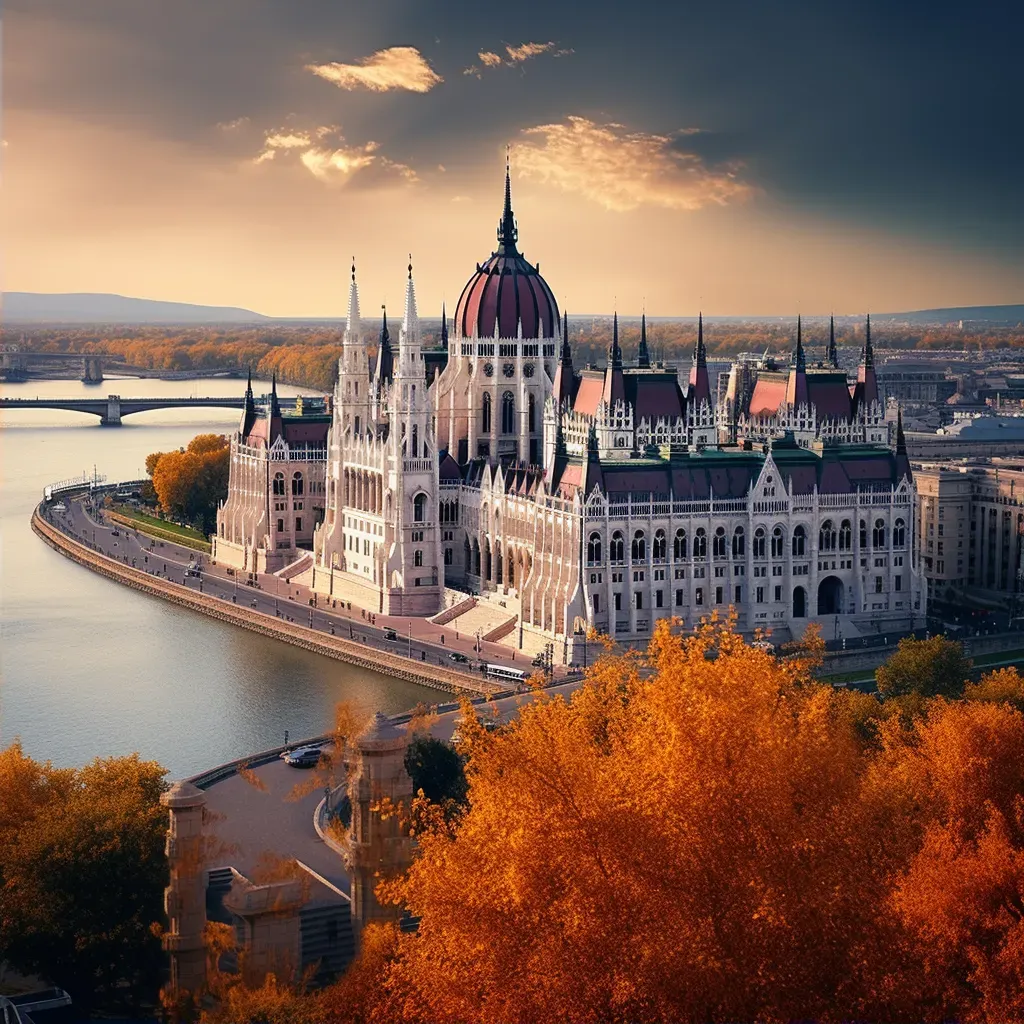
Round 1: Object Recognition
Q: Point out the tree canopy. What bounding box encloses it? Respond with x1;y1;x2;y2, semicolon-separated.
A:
876;633;973;698
0;742;168;1013
147;433;230;534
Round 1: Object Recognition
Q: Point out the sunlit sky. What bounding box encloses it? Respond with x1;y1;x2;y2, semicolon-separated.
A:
4;0;1022;318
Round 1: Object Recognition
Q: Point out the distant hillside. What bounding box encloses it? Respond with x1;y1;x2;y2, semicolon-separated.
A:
4;292;270;324
876;304;1024;325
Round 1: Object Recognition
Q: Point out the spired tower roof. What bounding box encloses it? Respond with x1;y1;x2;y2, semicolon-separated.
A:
454;157;559;340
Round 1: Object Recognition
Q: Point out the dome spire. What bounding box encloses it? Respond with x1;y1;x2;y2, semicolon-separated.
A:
496;146;519;255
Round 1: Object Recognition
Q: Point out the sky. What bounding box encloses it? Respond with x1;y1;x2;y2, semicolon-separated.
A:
4;0;1022;318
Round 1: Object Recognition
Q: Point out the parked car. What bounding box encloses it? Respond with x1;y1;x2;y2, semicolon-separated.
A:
447;652;469;664
383;628;399;642
282;745;322;768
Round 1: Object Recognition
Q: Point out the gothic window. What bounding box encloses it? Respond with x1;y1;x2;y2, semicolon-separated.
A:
273;473;285;496
771;526;785;558
839;520;852;550
653;530;666;560
528;394;536;433
413;493;427;523
733;527;745;558
610;531;625;563
860;519;868;549
693;529;707;559
818;520;835;552
674;529;687;560
414;550;423;567
713;527;727;559
873;518;886;548
412;425;419;458
482;393;492;434
893;518;906;547
793;524;807;557
501;391;515;434
588;532;602;564
292;472;304;496
631;530;647;562
444;547;453;566
753;527;766;558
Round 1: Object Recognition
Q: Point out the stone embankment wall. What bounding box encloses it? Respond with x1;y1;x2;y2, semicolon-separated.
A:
33;508;500;697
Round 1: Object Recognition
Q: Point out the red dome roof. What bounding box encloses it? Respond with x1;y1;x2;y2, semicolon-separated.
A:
454;169;559;340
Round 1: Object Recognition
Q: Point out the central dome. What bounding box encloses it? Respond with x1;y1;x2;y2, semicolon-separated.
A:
454;168;559;340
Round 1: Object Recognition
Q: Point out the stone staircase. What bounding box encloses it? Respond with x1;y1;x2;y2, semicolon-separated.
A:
443;602;517;642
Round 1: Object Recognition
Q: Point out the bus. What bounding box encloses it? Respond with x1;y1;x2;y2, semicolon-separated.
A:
484;664;527;683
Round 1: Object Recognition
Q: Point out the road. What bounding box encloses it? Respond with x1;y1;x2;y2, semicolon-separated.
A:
44;495;576;683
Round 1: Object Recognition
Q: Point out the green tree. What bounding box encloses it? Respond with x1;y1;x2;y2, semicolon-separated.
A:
404;735;467;810
876;634;972;699
0;742;168;1013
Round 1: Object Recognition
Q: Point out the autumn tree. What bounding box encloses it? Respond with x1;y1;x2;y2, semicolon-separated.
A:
147;432;230;534
967;665;1024;711
876;633;972;699
0;742;168;1013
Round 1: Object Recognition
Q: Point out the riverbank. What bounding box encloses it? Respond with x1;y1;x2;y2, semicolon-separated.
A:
33;504;501;697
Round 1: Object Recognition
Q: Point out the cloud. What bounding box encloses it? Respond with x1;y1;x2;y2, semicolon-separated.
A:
253;126;417;184
306;46;442;93
463;41;571;76
217;116;250;131
514;116;754;213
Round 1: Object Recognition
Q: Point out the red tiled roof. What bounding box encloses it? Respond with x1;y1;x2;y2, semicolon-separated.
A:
573;375;604;416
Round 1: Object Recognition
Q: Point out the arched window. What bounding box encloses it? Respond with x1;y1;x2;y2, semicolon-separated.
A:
610;531;624;563
413;493;426;523
733;527;745;558
873;518;886;548
588;532;602;564
528;394;536;433
839;520;852;550
414;550;423;567
653;530;666;560
860;519;868;549
501;391;515;434
674;529;687;560
291;472;304;496
273;473;285;496
693;528;707;558
482;393;492;434
819;520;835;552
753;527;766;558
793;524;807;557
631;530;647;562
771;526;784;558
893;518;906;547
713;527;727;559
412;425;419;458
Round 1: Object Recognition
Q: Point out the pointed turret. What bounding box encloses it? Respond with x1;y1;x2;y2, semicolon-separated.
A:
240;367;257;439
854;313;879;413
375;306;394;386
269;372;283;441
402;257;419;334
638;311;651;368
862;313;874;369
785;315;809;407
687;312;712;408
601;310;626;406
440;302;449;348
553;308;575;407
346;258;361;332
496;148;519;256
826;314;839;368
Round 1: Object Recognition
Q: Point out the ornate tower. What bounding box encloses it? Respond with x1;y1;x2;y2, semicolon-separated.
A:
337;260;371;437
381;262;443;614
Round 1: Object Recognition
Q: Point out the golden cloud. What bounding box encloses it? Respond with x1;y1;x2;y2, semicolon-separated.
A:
479;50;504;66
306;46;442;93
515;116;754;212
505;41;555;62
253;127;417;185
463;41;570;76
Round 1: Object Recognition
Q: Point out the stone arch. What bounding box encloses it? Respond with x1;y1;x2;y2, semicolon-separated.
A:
793;585;807;618
817;575;844;615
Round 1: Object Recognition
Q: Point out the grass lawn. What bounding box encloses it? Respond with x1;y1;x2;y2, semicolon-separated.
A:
110;504;210;547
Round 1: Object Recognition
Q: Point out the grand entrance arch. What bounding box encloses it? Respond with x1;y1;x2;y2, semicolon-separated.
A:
793;586;807;618
817;576;844;615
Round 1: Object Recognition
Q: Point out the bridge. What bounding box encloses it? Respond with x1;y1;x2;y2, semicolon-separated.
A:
0;394;315;426
1;347;243;383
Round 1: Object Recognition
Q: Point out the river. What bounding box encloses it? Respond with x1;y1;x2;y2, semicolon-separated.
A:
0;376;446;777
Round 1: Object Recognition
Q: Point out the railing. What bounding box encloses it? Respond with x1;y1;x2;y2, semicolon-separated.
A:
44;472;107;500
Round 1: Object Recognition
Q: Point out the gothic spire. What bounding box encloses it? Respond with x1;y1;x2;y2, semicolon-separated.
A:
827;314;839;368
560;308;572;364
496;148;519;256
440;301;448;346
638;310;651;368
795;315;806;371
346;257;360;331
688;313;712;408
241;366;257;438
375;305;394;384
609;310;623;368
862;313;874;369
402;255;419;328
244;366;253;402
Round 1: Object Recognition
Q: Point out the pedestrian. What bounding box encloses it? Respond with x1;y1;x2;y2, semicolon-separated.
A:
441;634;445;645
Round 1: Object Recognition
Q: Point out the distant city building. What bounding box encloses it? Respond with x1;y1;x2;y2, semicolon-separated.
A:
215;167;925;655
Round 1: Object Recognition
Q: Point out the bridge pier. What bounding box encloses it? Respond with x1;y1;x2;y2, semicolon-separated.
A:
81;357;104;384
100;395;122;426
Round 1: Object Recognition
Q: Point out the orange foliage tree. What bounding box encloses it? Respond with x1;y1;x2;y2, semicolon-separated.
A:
147;433;229;534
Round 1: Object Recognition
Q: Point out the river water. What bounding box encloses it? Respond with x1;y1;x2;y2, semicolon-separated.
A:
0;376;445;777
